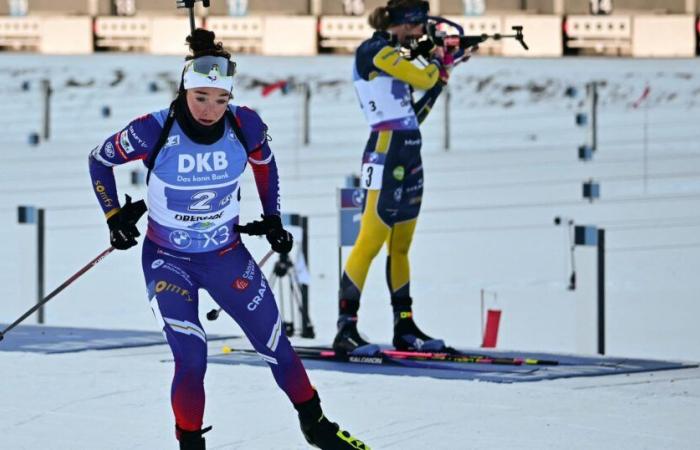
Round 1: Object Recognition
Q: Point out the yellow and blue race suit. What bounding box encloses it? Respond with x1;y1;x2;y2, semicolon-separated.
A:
341;31;445;310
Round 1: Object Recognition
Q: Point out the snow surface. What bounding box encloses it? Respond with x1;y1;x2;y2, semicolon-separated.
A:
0;54;699;449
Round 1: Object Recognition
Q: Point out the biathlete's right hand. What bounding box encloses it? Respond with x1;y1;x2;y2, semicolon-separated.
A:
235;215;293;254
107;195;147;250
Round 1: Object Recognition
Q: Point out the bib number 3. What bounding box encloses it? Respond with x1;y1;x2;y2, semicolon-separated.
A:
361;163;384;190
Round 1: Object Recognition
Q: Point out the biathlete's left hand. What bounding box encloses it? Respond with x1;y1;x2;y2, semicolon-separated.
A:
235;215;293;254
460;44;479;64
431;47;454;83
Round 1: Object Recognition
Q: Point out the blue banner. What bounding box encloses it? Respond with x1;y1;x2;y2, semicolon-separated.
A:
338;188;365;246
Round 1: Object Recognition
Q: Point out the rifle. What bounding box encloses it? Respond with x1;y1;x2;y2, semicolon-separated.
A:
409;17;529;63
176;0;211;33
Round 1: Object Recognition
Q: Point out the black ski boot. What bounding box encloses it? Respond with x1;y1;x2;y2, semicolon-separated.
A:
294;391;370;450
177;425;212;450
392;297;448;352
332;316;372;354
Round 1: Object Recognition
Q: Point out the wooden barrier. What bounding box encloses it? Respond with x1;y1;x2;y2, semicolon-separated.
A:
0;13;697;58
318;16;372;52
632;15;696;57
39;17;92;54
502;15;562;57
443;15;503;55
150;17;200;55
94;17;152;52
564;15;632;56
0;17;41;50
206;16;264;54
262;16;317;56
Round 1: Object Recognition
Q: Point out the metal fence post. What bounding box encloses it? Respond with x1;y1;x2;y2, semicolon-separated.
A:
302;82;311;146
36;208;45;324
41;79;52;141
444;86;451;151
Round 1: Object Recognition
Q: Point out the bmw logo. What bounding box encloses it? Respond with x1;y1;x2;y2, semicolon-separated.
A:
352;189;365;207
169;230;192;249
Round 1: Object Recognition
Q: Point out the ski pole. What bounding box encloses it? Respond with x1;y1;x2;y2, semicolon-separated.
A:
1;195;147;342
206;248;276;321
0;246;115;342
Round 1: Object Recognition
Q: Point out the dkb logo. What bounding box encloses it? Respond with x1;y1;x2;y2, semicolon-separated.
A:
178;151;228;173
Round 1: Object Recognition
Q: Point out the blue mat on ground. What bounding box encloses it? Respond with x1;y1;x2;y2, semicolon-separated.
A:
207;346;698;383
0;324;239;354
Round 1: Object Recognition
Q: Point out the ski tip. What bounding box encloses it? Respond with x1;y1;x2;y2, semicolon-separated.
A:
222;345;232;354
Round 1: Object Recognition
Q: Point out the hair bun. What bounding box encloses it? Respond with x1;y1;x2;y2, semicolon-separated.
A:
186;28;216;53
184;28;231;60
368;6;391;30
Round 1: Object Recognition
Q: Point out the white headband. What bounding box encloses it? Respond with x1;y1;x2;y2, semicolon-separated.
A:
182;59;234;92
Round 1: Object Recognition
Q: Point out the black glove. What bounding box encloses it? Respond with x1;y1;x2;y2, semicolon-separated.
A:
107;195;148;250
408;38;435;60
235;214;293;254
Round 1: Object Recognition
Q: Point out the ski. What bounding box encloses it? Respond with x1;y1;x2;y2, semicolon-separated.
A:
293;345;559;366
222;345;559;367
224;346;401;366
382;349;558;366
223;346;480;371
298;348;395;366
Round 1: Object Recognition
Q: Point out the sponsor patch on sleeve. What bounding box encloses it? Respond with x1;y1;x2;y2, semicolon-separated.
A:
119;130;135;154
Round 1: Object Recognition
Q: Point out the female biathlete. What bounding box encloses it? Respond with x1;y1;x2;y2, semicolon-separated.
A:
89;29;369;450
335;0;463;354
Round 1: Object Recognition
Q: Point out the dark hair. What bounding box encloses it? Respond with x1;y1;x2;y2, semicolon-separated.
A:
368;0;425;31
185;28;231;60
